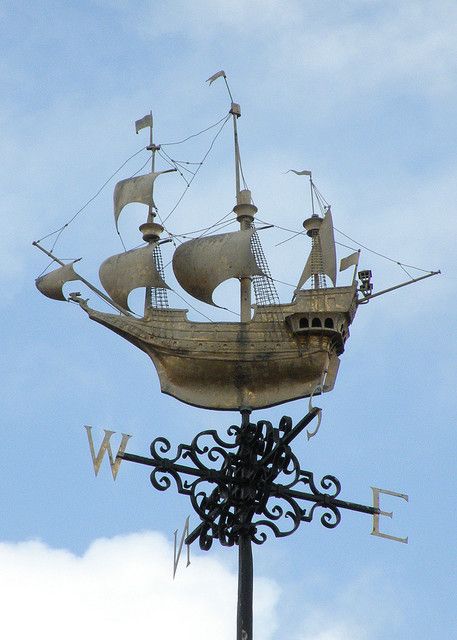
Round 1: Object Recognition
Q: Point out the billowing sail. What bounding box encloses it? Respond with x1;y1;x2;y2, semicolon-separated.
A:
172;229;264;306
99;245;169;311
35;262;81;301
296;208;337;290
113;169;175;228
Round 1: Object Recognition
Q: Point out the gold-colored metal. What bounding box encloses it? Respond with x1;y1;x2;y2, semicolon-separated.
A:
99;244;169;312
371;487;409;544
84;426;132;480
34;101;439;413
72;282;357;411
173;515;191;579
172;228;263;307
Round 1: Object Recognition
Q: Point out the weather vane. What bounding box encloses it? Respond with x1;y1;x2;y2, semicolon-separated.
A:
34;71;438;639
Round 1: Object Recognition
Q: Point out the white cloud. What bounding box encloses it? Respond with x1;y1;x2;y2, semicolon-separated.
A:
291;568;399;640
0;531;279;639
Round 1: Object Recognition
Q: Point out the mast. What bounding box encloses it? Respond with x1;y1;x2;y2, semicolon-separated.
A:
230;102;258;322
136;112;168;314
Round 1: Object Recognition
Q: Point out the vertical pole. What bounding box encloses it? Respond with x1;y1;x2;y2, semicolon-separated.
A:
239;213;252;323
238;408;253;639
231;104;252;323
145;112;154;314
237;533;253;639
232;111;241;201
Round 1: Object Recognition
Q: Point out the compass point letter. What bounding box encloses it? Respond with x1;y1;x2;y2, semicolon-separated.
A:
371;487;408;544
84;425;132;480
173;515;191;579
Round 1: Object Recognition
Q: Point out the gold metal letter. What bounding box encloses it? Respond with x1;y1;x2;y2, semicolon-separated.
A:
371;487;408;544
173;515;191;579
84;426;132;480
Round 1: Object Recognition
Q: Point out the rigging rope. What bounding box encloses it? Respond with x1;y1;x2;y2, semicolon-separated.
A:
257;217;434;275
162;114;231;224
159;113;229;146
37;146;148;248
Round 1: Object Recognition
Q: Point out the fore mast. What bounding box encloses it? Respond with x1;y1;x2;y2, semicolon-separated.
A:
136;113;169;314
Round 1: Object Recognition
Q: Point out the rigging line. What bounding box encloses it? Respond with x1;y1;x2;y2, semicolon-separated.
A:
167;287;216;322
333;226;434;273
130;156;152;178
335;240;360;252
271;276;296;288
36;146;148;244
170;220;236;242
161;214;235;271
168;211;233;238
199;219;236;238
50;226;66;253
116;229;128;252
399;263;415;280
171;163;196;177
258;216;434;274
157;149;190;186
312;183;330;207
159;148;195;177
37;258;60;279
160;113;229;146
171;285;238;320
275;229;305;247
162;114;231;224
161;218;235;268
163;159;203;166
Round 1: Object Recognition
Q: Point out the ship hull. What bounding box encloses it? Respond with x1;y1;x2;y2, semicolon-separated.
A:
80;295;355;410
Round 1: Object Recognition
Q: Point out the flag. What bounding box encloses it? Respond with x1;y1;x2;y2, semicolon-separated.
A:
206;70;226;85
339;251;360;272
288;169;312;176
135;114;152;134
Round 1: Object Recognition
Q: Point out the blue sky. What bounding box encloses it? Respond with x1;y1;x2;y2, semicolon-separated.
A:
1;1;456;638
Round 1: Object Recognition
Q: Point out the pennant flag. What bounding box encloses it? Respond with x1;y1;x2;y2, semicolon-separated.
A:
135;114;152;134
339;251;360;272
206;70;226;85
288;169;312;176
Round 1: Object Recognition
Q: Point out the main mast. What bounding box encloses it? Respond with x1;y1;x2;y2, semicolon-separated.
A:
230;101;257;322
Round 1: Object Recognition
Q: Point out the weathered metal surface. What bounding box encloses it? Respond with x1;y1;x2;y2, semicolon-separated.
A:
113;170;174;227
117;408;380;640
297;208;337;289
99;245;169;311
118;410;380;548
73;283;357;410
35;262;80;301
172;229;264;306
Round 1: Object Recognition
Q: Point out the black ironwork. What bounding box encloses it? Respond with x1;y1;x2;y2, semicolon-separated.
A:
118;408;379;640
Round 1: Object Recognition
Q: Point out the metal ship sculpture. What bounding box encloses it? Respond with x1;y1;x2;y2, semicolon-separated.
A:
34;77;438;412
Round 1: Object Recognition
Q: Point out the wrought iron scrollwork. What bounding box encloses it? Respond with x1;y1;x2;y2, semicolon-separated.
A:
119;408;378;552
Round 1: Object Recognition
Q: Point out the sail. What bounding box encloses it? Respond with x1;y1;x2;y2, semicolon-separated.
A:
296;208;337;289
35;262;81;301
113;169;175;228
172;229;264;306
99;245;169;311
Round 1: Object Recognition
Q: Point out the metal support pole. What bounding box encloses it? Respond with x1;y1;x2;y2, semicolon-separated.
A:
237;533;253;640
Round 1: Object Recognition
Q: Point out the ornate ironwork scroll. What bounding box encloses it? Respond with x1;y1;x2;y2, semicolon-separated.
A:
119;409;377;551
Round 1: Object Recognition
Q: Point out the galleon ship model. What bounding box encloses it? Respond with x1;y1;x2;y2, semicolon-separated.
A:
34;73;439;411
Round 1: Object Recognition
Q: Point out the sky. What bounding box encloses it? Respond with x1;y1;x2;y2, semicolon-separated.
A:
1;1;456;638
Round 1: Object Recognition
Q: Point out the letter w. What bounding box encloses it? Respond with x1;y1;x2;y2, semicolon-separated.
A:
84;426;132;480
